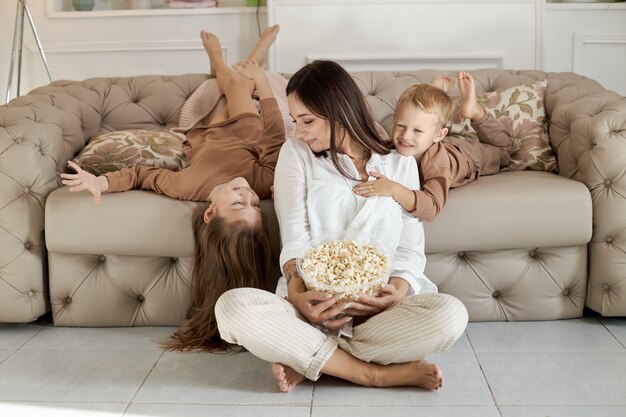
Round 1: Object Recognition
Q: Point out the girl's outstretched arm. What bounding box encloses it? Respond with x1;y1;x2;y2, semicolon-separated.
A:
60;161;109;206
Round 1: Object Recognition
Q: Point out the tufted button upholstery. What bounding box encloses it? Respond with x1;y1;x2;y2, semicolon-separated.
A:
0;73;208;323
546;73;626;316
427;245;588;320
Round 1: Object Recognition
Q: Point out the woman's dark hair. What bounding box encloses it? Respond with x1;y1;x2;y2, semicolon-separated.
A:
162;203;272;352
286;60;391;180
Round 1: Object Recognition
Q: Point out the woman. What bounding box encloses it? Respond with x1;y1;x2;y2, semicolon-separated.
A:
214;60;469;392
60;28;281;351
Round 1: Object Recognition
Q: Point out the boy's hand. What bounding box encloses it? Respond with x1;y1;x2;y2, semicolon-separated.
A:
352;171;396;197
60;161;109;206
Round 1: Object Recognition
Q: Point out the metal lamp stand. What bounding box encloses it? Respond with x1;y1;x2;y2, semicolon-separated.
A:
5;0;53;104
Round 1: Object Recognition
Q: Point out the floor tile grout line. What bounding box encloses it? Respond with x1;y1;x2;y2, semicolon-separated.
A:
12;320;49;351
122;349;165;415
0;400;129;405
0;350;19;366
465;330;504;417
597;318;626;350
310;381;316;417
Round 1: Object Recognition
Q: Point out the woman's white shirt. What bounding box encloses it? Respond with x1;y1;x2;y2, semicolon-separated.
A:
273;138;437;297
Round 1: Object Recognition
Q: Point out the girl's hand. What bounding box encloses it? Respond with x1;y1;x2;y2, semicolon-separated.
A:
59;161;109;206
232;59;263;81
344;280;407;317
287;275;352;330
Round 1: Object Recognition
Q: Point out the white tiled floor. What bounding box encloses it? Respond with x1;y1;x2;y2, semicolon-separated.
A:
1;313;626;417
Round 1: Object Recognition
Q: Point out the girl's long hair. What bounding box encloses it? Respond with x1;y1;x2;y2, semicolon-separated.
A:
286;60;391;180
162;203;272;352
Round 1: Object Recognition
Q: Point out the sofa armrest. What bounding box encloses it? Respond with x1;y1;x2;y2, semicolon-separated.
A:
0;90;97;323
546;73;626;316
0;74;209;323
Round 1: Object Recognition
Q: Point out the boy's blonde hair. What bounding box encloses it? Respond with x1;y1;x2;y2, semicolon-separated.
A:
396;83;454;128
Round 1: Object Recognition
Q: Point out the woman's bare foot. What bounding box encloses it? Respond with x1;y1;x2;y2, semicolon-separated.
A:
431;75;455;93
458;71;485;121
246;24;280;68
201;31;223;76
374;359;443;390
272;363;306;393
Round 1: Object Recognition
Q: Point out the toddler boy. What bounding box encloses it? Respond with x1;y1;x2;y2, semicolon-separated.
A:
353;72;516;221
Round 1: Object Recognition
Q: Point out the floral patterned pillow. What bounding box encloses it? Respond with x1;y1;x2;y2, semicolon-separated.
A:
448;80;558;172
73;130;187;176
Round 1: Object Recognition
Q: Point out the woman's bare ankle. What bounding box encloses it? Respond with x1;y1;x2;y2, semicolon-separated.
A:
369;359;444;390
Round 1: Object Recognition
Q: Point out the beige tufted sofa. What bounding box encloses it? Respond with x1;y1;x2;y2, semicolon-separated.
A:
0;69;624;325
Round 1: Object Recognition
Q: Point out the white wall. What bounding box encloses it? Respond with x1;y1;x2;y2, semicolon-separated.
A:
267;0;543;74
2;1;625;102
543;3;626;95
1;0;267;103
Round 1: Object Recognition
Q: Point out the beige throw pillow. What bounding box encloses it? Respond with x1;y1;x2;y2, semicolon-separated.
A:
73;130;187;176
449;80;558;172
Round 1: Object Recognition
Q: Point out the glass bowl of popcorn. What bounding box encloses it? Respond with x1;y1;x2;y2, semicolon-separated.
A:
296;231;394;300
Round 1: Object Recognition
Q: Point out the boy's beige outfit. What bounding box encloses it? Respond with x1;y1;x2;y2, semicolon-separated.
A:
412;112;516;221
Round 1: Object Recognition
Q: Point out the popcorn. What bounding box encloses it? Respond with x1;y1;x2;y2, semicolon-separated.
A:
300;239;390;299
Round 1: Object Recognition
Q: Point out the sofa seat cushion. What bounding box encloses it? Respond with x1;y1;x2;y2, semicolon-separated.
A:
423;171;592;253
45;188;281;260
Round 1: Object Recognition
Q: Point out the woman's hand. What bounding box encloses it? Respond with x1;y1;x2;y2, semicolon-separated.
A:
285;260;352;330
289;287;352;330
59;161;109;206
344;278;409;317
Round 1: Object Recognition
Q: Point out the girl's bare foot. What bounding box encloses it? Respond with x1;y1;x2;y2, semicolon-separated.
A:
201;31;223;76
246;24;280;68
458;71;485;121
374;359;444;390
271;363;306;393
202;31;254;94
431;75;455;93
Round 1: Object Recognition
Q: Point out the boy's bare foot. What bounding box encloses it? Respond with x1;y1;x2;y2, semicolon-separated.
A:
272;363;306;393
374;359;443;390
431;75;455;93
458;71;485;121
201;31;223;76
246;24;280;68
